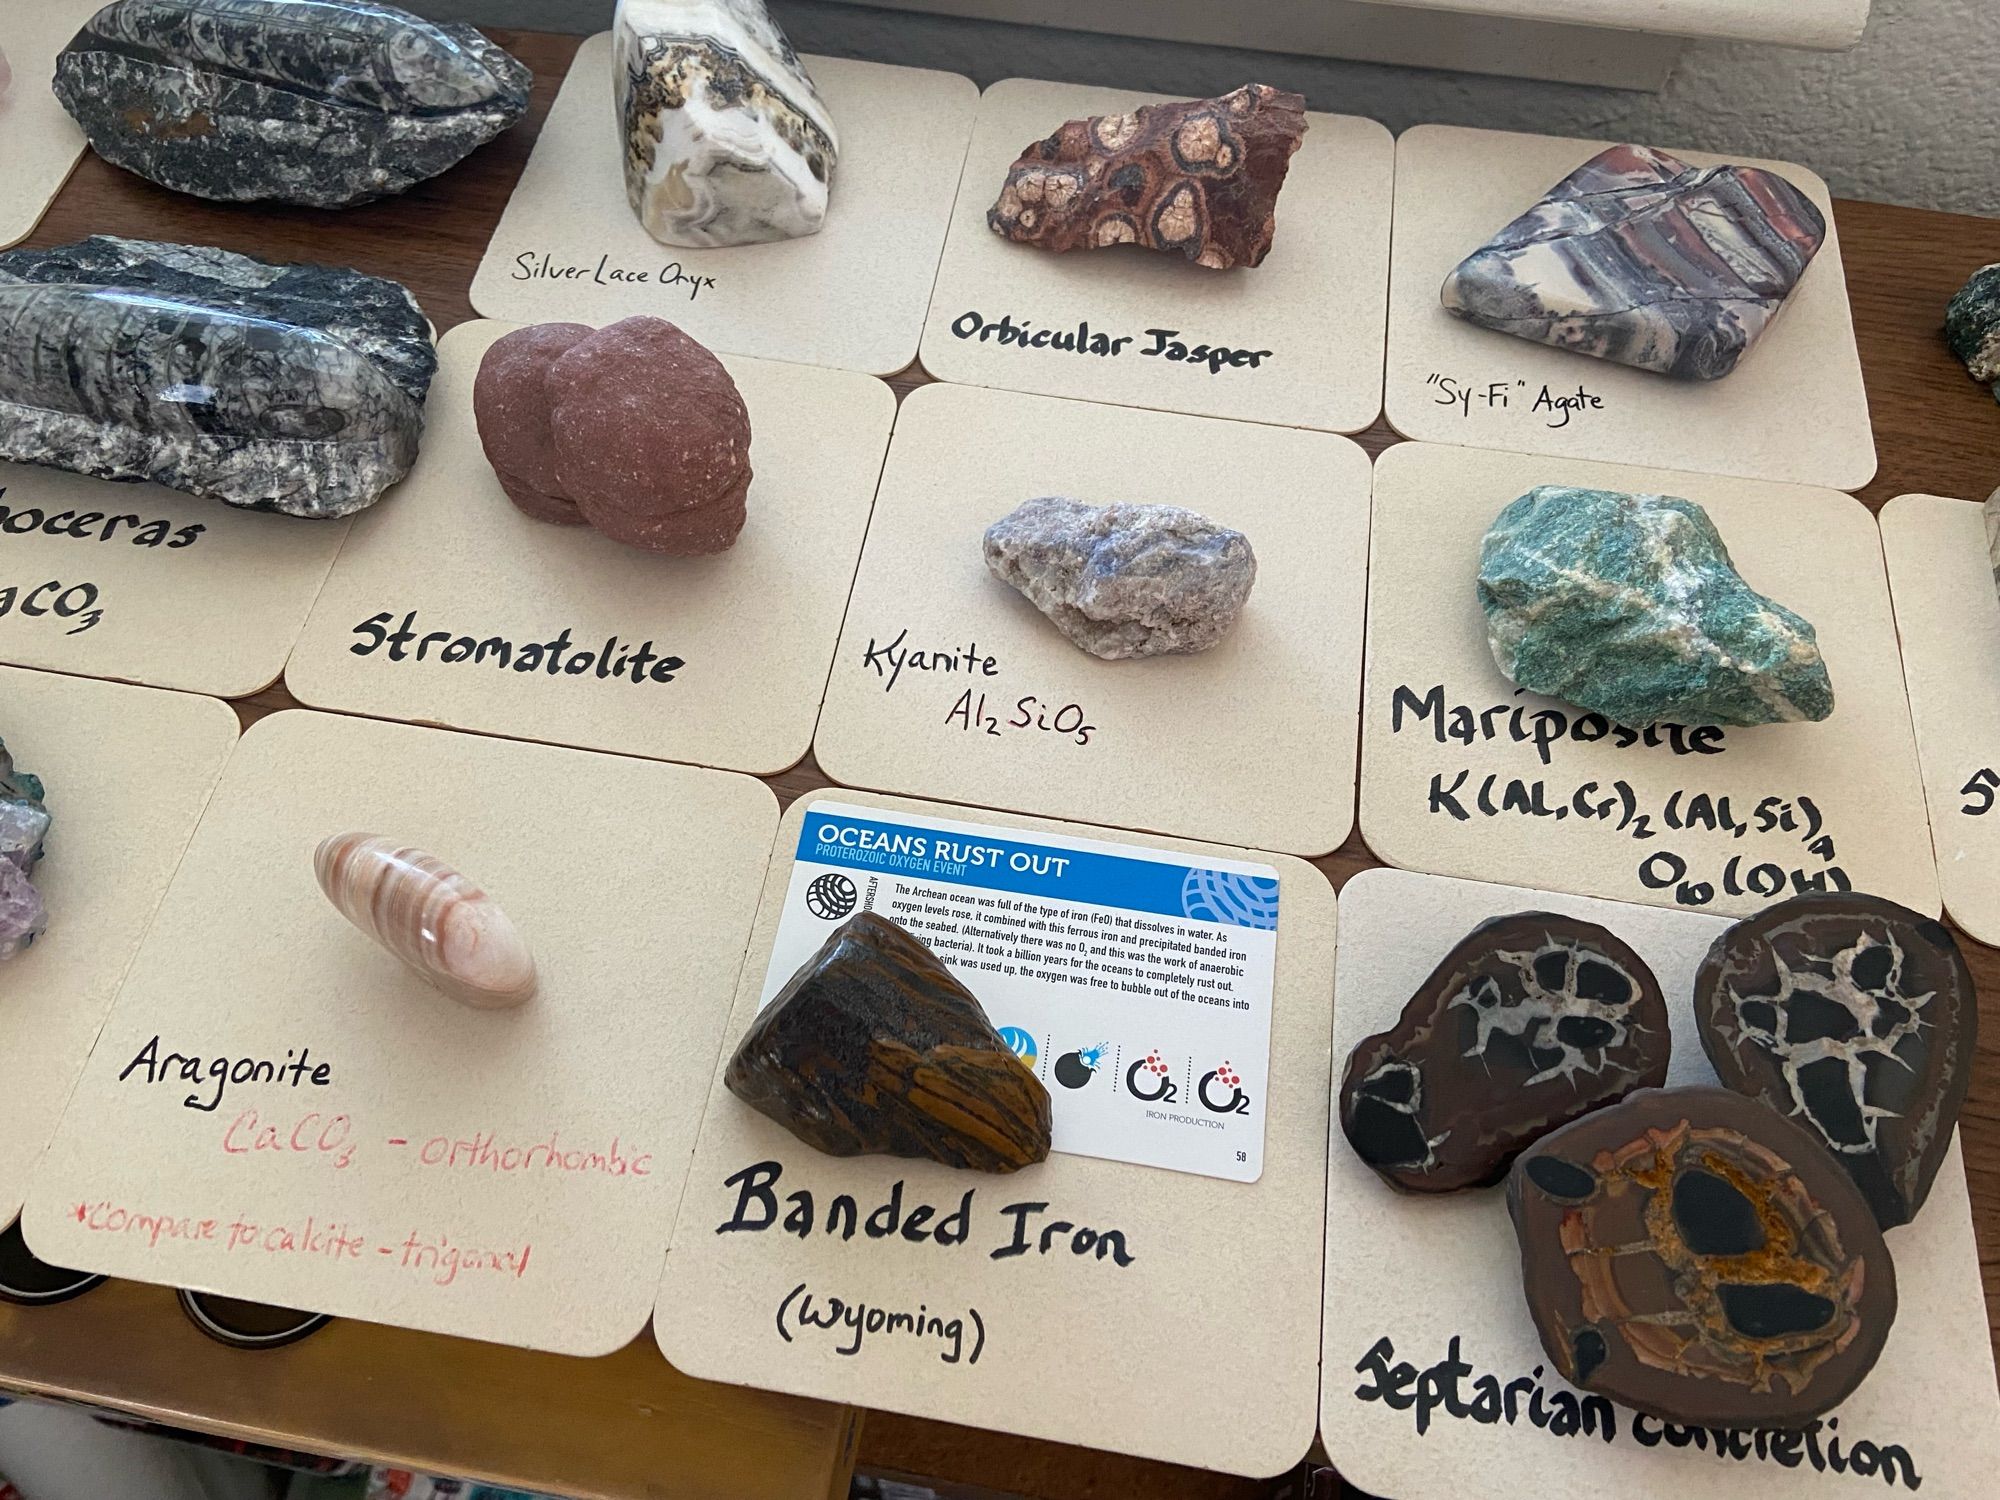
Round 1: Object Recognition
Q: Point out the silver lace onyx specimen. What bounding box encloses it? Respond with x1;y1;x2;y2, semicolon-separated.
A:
53;0;531;208
0;237;434;519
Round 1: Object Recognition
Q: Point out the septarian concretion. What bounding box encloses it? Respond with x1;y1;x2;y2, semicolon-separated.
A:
725;912;1052;1173
0;236;434;519
1946;262;2000;403
983;497;1256;660
1479;485;1834;727
1443;145;1826;381
988;85;1307;271
54;0;531;209
1340;912;1670;1193
0;738;51;963
1694;892;1976;1229
1508;1087;1896;1428
614;0;839;248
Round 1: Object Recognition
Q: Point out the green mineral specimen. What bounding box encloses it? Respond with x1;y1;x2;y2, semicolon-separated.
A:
1945;262;2000;403
1478;486;1834;728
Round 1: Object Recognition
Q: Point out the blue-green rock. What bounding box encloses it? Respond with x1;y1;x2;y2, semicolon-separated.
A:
1946;262;2000;403
1478;486;1834;728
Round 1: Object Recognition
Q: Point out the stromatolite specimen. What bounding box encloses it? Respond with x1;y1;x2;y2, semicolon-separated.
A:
983;497;1256;660
0;739;51;963
0;236;433;518
1946;262;2000;404
1694;892;1976;1230
53;0;530;209
725;912;1052;1173
1508;1087;1896;1428
473;317;751;554
1341;912;1669;1192
1479;485;1834;727
988;85;1307;271
1443;145;1826;381
614;0;839;248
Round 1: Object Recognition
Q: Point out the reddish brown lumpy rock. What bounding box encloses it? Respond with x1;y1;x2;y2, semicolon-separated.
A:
988;84;1307;271
472;316;752;554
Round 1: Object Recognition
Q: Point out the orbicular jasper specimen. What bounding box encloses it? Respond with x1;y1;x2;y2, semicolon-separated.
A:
0;739;51;963
1509;1087;1896;1428
1443;145;1826;381
1340;912;1669;1192
1946;262;2000;403
725;912;1052;1173
988;85;1307;271
314;834;536;1010
54;0;531;208
1479;485;1834;727
0;236;434;518
1694;892;1977;1229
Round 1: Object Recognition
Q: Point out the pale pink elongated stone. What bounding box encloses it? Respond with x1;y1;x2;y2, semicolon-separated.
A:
313;834;536;1010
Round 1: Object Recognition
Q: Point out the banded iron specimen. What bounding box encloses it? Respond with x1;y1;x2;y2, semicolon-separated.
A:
614;0;839;247
54;0;531;208
988;85;1307;271
725;912;1052;1173
983;497;1256;660
1442;145;1826;381
1509;1087;1897;1428
1695;892;1976;1229
1340;912;1669;1192
1479;485;1834;727
0;739;51;963
1946;262;2000;403
473;317;751;554
0;236;434;518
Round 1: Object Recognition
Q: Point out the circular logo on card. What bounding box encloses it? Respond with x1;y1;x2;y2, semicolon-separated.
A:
1054;1044;1107;1090
997;1027;1039;1070
805;872;857;921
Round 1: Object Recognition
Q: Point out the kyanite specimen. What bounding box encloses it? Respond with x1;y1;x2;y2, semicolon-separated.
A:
1946;262;2000;403
0;739;51;963
0;236;435;518
1341;912;1670;1193
1443;145;1826;381
1478;485;1834;727
473;317;751;554
1694;892;1976;1230
989;85;1307;270
614;0;839;248
54;0;531;209
984;497;1256;660
1508;1087;1896;1429
725;912;1052;1173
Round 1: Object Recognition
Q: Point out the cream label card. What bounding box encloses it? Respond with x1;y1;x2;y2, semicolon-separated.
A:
1879;493;2000;947
920;79;1392;433
814;383;1369;856
471;35;976;377
287;321;893;777
659;790;1334;1476
26;711;778;1355
1361;443;1937;917
767;801;1278;1181
1321;867;2000;1500
0;1;98;249
0;465;349;697
0;668;236;1224
1385;126;1875;493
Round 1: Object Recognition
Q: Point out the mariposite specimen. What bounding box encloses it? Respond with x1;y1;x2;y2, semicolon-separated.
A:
0;237;435;518
1341;913;1670;1192
54;0;531;208
1444;145;1826;380
1479;485;1834;727
726;912;1053;1173
1509;1087;1897;1428
0;739;51;962
614;0;840;247
1695;892;1977;1229
1946;262;2000;403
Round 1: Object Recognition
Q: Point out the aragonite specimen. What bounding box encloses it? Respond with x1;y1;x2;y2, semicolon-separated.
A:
0;236;434;518
0;739;51;963
1479;485;1834;727
726;912;1052;1173
53;0;531;209
1694;892;1977;1229
1509;1087;1896;1428
473;317;751;554
983;497;1256;660
614;0;839;248
1946;262;2000;403
1443;145;1827;381
314;833;536;1010
989;85;1306;271
1341;913;1669;1193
